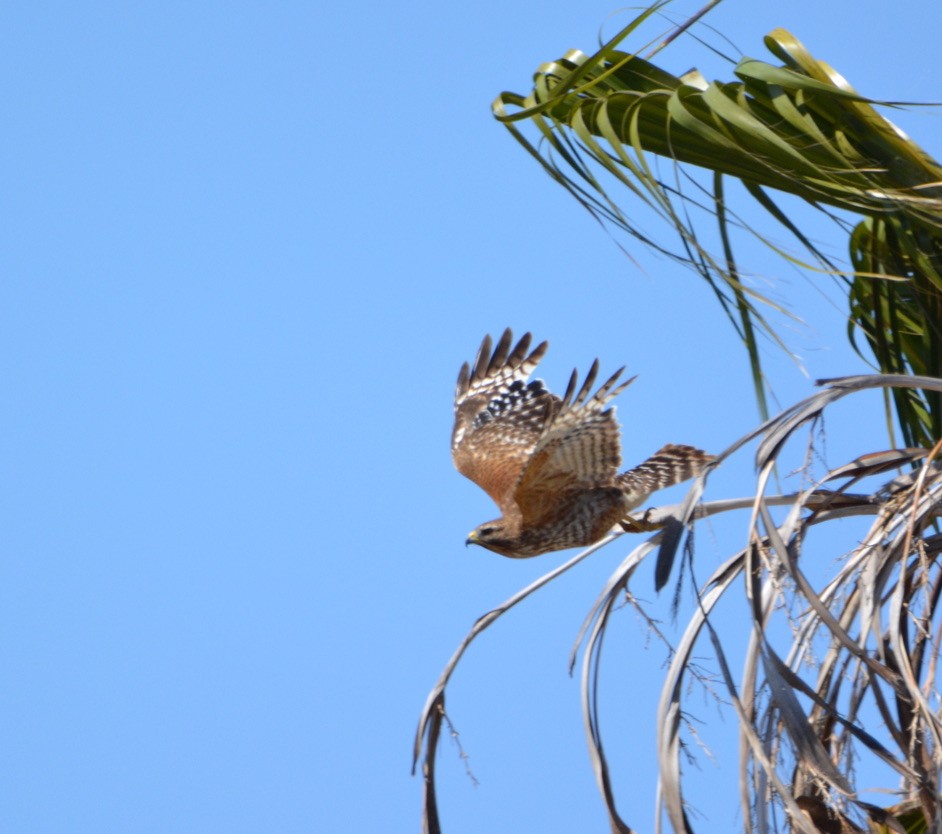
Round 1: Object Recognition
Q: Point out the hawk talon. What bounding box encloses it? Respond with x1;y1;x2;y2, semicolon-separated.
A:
619;510;663;534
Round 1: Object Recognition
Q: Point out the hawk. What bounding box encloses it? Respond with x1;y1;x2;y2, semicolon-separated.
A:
452;329;713;558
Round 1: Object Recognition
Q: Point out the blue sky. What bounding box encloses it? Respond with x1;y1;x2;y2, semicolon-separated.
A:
3;2;941;832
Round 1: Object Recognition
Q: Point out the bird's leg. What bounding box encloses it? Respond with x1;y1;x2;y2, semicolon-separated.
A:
619;509;662;533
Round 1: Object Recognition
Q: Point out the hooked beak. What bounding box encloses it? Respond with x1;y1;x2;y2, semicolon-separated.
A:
465;530;480;548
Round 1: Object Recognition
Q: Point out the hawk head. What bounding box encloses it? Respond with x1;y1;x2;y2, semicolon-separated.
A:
466;521;518;557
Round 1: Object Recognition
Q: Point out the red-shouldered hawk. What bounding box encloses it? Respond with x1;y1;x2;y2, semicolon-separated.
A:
452;329;713;558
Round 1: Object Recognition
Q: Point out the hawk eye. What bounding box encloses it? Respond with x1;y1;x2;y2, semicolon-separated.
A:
480;527;496;537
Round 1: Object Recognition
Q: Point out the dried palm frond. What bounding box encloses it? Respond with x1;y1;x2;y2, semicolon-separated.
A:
416;375;942;833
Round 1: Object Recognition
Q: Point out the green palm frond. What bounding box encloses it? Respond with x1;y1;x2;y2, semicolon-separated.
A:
493;4;942;442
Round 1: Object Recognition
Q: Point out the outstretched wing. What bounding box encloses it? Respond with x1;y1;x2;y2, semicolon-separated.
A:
513;360;635;526
452;329;558;511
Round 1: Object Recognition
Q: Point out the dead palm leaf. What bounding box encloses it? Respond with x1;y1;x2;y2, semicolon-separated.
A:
417;375;942;833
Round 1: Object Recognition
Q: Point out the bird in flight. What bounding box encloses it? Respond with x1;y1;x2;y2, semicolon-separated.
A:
452;329;713;557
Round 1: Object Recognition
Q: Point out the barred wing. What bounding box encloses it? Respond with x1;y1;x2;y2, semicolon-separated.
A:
452;329;558;511
513;360;634;527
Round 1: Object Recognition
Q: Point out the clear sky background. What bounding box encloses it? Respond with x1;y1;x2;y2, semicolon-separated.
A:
3;2;941;832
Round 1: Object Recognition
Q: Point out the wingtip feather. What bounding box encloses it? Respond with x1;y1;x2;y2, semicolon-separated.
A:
562;368;579;405
471;333;494;382
486;328;514;377
456;361;470;397
575;359;600;405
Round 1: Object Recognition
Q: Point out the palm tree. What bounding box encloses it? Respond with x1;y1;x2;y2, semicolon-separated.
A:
415;4;942;832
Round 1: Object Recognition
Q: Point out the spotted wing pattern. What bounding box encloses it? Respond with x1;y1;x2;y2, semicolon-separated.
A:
512;360;634;527
617;444;714;511
452;329;558;511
